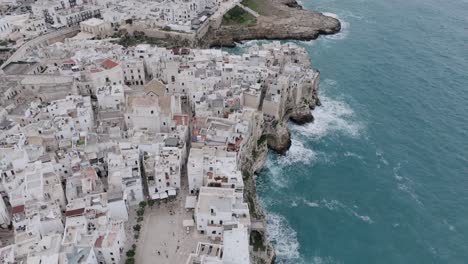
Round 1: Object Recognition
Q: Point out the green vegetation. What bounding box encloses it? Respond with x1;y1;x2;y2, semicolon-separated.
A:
250;230;266;251
136;208;145;216
115;32;168;47
241;0;260;12
242;169;251;181
148;199;155;207
257;135;267;146
139;201;147;209
126;250;136;258
222;6;257;26
246;194;259;218
125;258;135;264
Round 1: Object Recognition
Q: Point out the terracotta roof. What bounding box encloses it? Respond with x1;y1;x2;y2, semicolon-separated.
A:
12;205;25;214
95;235;104;248
101;59;118;70
173;114;189;126
65;208;85;217
63;59;76;65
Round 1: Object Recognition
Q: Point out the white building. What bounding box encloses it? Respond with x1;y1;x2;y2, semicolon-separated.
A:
188;147;244;194
96;84;125;111
122;58;146;86
124;96;161;133
185;225;250;264
195;187;250;240
80;18;112;38
222;224;250;264
89;59;124;90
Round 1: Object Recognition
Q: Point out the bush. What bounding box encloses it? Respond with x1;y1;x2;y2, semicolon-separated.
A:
137;208;145;216
133;224;141;232
222;6;256;26
148;200;155;207
139;201;147;209
126;250;136;258
126;257;135;264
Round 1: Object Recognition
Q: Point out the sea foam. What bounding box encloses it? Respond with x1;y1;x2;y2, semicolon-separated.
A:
267;213;302;263
292;92;361;140
277;139;316;167
321;13;350;40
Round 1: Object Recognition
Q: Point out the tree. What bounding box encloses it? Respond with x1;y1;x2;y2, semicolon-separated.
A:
148;199;155;207
139;201;147;209
137;208;145;216
133;224;141;232
126;250;136;258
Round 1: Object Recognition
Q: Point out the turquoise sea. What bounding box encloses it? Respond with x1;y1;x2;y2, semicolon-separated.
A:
252;0;468;263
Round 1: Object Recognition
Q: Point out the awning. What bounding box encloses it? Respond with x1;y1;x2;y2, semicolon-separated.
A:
160;192;168;199
185;196;197;209
183;219;195;227
151;193;160;200
168;189;177;196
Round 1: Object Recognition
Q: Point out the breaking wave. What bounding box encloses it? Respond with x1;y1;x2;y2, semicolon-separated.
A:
265;160;291;189
292;93;361;140
321;13;350;40
320;199;374;224
266;213;302;263
286;197;373;224
277;139;317;167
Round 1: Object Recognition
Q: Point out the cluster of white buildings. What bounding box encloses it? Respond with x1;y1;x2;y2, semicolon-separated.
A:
0;35;318;263
0;13;47;46
0;0;232;43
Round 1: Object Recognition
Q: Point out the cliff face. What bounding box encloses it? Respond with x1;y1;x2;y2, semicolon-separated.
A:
239;69;321;264
264;70;321;154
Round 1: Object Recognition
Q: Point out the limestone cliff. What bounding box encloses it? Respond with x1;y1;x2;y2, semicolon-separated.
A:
239;69;321;264
264;70;321;154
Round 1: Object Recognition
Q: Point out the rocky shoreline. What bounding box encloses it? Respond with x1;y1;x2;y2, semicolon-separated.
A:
200;0;341;47
241;68;321;263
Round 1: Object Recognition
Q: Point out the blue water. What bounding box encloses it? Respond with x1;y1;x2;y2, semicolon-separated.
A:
255;0;468;263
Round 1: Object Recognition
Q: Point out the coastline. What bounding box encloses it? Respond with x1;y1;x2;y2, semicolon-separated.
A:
240;65;322;263
117;0;341;49
213;2;336;263
200;0;341;48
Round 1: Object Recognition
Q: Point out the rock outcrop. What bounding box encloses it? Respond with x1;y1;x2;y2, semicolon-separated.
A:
201;0;341;47
290;107;314;125
264;120;291;155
